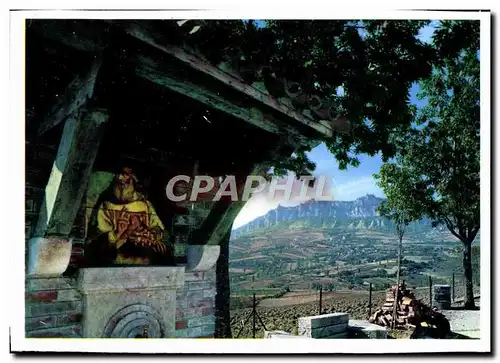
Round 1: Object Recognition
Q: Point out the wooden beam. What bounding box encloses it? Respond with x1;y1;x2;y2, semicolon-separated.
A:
191;164;269;246
135;55;307;147
38;58;102;136
29;20;106;53
33;108;109;238
120;22;333;139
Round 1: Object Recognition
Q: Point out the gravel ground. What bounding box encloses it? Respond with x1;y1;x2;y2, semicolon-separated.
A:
442;298;481;339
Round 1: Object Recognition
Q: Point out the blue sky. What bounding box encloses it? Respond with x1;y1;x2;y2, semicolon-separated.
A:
233;21;438;228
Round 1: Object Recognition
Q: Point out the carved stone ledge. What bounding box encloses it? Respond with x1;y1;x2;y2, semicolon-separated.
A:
78;266;185;294
27;237;72;278
186;245;220;272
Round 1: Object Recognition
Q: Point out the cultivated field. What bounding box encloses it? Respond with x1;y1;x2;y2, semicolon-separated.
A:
230;284;479;339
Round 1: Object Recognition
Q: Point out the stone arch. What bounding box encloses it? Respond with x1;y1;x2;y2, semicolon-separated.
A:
102;303;165;338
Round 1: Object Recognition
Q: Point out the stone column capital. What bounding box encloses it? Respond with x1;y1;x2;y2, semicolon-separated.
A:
27;237;72;278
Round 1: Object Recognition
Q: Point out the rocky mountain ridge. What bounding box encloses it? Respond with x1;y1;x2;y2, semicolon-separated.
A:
232;194;438;237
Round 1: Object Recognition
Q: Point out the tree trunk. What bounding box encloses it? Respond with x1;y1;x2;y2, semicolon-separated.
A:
462;241;476;309
392;234;403;327
214;227;232;338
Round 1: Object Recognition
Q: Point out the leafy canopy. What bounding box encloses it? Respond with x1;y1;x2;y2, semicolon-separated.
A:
375;20;480;244
187;20;436;174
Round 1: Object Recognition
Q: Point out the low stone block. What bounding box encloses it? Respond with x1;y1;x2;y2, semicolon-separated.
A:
298;313;349;330
347;320;388;339
299;322;348;338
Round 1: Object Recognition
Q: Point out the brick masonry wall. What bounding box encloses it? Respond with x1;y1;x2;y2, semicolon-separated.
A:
25;277;83;338
174;269;217;338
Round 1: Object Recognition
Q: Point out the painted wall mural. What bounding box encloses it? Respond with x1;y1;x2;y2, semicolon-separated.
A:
85;167;170;266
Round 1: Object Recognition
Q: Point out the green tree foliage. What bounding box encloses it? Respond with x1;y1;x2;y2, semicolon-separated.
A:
203;20;442;337
188;20;436;173
374;20;480;309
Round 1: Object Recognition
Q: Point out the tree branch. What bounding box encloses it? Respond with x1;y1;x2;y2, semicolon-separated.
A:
442;215;465;242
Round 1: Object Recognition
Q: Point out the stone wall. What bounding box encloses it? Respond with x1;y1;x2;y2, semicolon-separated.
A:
174;269;217;338
25;277;83;337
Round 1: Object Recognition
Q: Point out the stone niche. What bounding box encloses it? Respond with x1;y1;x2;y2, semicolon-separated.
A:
78;266;185;338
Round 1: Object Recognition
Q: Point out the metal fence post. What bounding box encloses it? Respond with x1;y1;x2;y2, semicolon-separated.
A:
252;293;256;338
452;273;455;302
368;283;373;318
429;275;432;306
319;287;323;315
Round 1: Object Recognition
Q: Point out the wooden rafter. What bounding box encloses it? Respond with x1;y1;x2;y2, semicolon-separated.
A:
135;55;308;147
191;163;269;246
38;57;102;136
30;20;332;145
119;22;333;139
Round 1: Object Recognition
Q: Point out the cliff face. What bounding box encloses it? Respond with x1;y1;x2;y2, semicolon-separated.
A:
231;194;437;237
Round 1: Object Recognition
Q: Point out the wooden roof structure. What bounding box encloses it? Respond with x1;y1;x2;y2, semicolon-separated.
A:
25;19;343;254
27;20;344;148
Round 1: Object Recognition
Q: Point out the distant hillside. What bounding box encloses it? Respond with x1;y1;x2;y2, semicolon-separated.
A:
228;194;480;295
232;194;437;238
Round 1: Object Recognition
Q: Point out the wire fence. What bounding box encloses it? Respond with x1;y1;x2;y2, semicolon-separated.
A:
230;272;480;338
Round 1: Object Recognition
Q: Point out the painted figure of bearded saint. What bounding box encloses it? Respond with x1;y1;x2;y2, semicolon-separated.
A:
86;167;168;266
